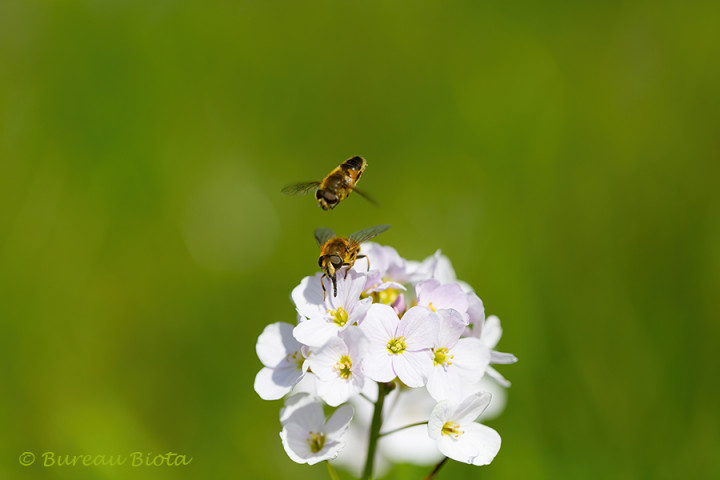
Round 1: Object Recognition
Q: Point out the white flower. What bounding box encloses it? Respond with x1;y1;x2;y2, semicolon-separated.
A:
280;393;354;465
292;270;371;347
409;250;473;291
471;312;518;387
428;392;501;466
254;322;306;400
307;328;368;407
416;278;470;321
379;387;444;465
359;304;438;388
426;309;490;402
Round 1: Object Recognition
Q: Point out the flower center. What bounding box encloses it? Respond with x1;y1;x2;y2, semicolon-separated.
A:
334;354;353;379
370;287;400;306
328;307;349;327
441;421;464;439
386;336;407;355
307;431;326;453
285;350;304;370
433;347;453;366
428;301;437;312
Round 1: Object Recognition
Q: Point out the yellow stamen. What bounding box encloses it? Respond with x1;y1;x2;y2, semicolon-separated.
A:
441;421;464;438
308;431;326;453
433;347;453;366
334;355;353;379
386;336;407;355
328;307;349;327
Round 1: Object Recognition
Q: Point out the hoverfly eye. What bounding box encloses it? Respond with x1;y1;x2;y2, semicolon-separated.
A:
318;256;326;267
330;255;343;267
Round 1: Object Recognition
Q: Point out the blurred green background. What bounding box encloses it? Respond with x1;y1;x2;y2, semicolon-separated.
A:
1;1;719;479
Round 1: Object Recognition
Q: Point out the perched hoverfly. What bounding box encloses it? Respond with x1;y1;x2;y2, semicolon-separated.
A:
315;224;391;298
282;156;377;210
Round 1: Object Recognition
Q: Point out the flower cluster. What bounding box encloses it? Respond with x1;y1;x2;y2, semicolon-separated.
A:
254;243;517;477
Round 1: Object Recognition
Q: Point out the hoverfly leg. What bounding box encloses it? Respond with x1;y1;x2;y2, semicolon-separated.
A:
331;275;338;297
321;274;328;301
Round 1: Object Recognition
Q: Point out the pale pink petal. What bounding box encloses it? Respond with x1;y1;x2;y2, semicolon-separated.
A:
359;304;398;345
393;350;432;387
465;292;485;337
398;307;439;351
436;309;467;348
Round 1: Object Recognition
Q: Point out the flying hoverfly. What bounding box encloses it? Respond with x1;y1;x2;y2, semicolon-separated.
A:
315;224;391;298
282;156;377;210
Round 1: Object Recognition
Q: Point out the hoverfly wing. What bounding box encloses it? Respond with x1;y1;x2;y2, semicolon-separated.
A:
349;224;391;244
281;181;321;196
314;227;336;248
348;185;379;207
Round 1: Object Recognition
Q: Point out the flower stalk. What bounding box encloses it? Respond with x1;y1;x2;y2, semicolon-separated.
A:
361;382;394;480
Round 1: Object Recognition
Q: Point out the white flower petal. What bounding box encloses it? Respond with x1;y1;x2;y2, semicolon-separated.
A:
491;351;518;365
465;292;485;337
325;404;355;438
485;366;512;388
426;364;462;402
254;367;294;400
293;318;340;348
451;337;491;383
279;392;316;422
317;374;364;407
256;322;298;367
307;337;348;380
280;423;314;464
397;306;438;351
291;274;326;319
380;424;444;465
362;347;395;383
436;309;467;348
360;304;398;343
462;423;502;466
427;400;453;441
481;315;503;349
437;432;480;464
453;392;492;425
393;350;432;387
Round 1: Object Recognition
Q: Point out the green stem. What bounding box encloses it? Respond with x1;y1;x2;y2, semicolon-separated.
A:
326;461;341;480
361;382;393;480
378;421;427;438
423;457;449;480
